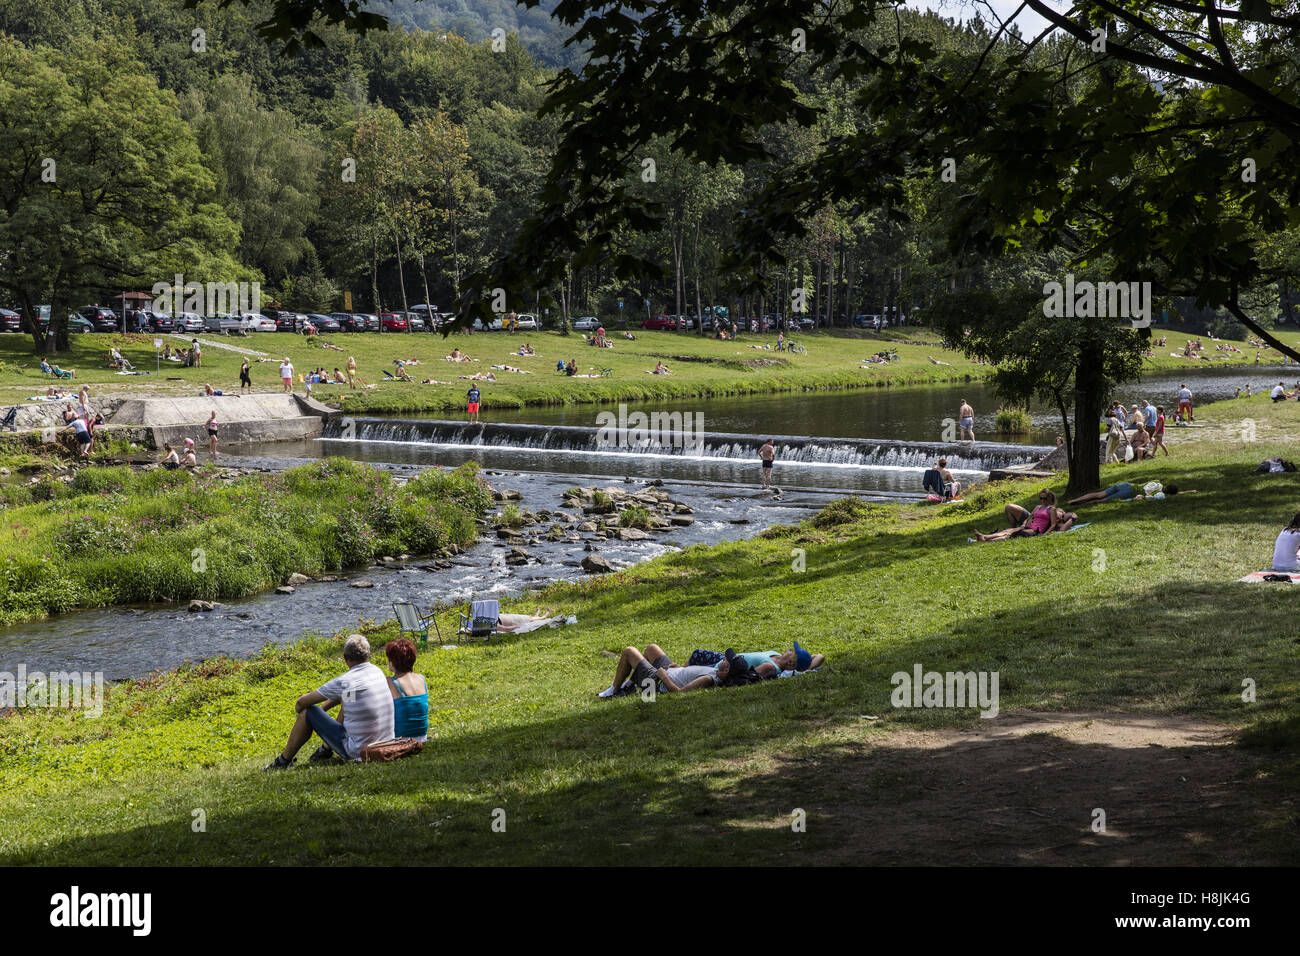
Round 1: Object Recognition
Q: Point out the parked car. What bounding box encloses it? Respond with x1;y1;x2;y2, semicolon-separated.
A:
305;313;341;333
204;313;243;333
76;305;122;333
328;311;360;331
397;311;426;332
0;308;21;332
177;311;206;333
240;313;277;332
409;305;439;330
63;312;94;334
378;312;408;331
796;316;815;331
641;314;679;331
513;313;539;331
678;315;697;330
354;313;380;332
144;311;176;332
572;316;599;331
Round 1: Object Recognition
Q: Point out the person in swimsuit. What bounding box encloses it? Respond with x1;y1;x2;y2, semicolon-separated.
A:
759;439;775;488
239;358;252;394
958;400;975;442
346;355;358;389
1151;405;1170;457
974;490;1061;541
160;443;180;470
207;411;219;459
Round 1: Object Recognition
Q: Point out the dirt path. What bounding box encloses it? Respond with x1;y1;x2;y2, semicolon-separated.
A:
720;711;1294;865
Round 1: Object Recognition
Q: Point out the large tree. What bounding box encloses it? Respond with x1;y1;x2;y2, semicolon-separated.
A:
0;34;239;354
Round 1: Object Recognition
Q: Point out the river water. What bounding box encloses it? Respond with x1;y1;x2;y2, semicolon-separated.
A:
3;363;1290;679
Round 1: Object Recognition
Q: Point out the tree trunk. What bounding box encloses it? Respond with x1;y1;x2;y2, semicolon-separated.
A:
1067;339;1105;495
693;220;704;335
394;228;410;332
672;231;684;333
370;240;379;313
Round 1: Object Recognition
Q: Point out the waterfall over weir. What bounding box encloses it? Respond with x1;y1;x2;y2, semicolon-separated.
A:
323;418;1053;471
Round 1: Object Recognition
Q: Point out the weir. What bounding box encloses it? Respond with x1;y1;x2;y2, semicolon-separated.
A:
323;418;1053;471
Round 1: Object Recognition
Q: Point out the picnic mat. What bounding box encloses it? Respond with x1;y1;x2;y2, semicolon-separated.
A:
1237;571;1300;583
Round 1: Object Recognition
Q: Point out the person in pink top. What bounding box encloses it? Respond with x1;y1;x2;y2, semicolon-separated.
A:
973;490;1063;542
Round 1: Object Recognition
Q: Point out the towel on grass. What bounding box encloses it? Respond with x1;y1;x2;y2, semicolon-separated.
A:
1237;571;1300;583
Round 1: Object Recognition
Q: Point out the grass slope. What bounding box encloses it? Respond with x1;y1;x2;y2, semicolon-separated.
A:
1;397;1297;865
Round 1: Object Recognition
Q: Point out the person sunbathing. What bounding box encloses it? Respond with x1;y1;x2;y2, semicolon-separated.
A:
519;343;536;355
973;491;1062;541
686;642;823;678
652;361;670;375
495;608;558;632
1068;482;1196;505
419;378;452;385
597;644;752;697
1271;513;1300;573
445;349;470;362
460;372;496;382
928;355;952;365
394;365;414;381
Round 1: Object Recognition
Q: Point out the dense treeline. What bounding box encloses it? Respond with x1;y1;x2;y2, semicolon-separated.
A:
2;0;1297;358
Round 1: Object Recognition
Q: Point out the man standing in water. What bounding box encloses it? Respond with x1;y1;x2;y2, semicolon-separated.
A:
958;399;975;443
758;438;775;489
467;383;481;424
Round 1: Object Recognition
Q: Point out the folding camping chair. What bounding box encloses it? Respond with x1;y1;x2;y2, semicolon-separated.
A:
382;368;396;380
392;602;441;650
596;366;613;378
459;598;499;641
1;407;17;432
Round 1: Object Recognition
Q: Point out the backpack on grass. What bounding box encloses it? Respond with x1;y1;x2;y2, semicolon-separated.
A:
360;738;424;763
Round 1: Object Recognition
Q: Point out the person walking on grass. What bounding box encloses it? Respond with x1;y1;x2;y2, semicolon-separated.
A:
279;357;294;394
191;338;202;368
467;384;481;424
1103;412;1129;464
958;399;975;442
207;411;219;460
1177;383;1194;421
759;438;775;488
1151;405;1170;457
239;357;252;394
265;634;394;769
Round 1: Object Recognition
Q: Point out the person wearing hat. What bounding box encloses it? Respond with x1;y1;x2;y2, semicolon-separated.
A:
181;438;198;467
597;644;752;697
687;642;824;678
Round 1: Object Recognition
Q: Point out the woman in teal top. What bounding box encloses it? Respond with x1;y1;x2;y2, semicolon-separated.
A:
384;638;429;743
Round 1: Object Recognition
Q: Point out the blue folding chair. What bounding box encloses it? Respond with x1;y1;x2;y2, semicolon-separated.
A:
459;598;499;641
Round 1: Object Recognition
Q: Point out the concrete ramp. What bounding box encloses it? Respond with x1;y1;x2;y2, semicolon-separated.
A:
110;394;323;447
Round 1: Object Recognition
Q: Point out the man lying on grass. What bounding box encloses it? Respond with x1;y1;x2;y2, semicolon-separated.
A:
686;642;824;678
265;634;394;770
597;644;753;698
1067;482;1197;506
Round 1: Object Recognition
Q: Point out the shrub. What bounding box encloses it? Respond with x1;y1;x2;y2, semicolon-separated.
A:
56;514;136;556
493;504;524;528
811;498;888;528
70;465;132;497
995;406;1033;435
619;505;653;530
334;510;378;567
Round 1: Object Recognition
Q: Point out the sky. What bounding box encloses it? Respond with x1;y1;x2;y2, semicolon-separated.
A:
904;0;1069;40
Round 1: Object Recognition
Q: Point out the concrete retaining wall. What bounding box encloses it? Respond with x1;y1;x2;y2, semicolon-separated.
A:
109;394;324;448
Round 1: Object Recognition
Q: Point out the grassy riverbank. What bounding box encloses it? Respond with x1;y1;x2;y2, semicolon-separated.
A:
5;325;1296;418
2;396;1297;865
0;459;491;625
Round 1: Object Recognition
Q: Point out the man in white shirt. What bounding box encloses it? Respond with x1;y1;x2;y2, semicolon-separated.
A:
265;634;394;769
1271;382;1290;402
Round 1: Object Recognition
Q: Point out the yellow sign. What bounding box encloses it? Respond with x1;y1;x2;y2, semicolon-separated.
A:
344;291;353;311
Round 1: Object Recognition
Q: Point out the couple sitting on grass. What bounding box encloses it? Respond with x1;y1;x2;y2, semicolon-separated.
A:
597;641;823;697
265;634;428;770
972;490;1078;542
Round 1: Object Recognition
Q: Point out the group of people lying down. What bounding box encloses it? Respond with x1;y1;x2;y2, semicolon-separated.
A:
973;481;1197;543
598;641;823;696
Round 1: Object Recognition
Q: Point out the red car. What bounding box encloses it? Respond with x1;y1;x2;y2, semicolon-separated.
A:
378;312;408;331
641;314;678;331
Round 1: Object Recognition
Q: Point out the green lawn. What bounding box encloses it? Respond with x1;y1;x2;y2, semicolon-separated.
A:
2;395;1297;865
5;324;1296;417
